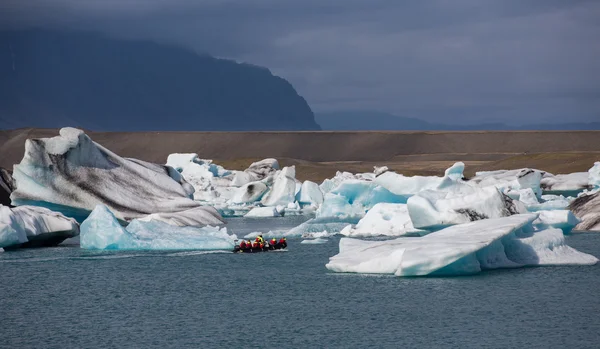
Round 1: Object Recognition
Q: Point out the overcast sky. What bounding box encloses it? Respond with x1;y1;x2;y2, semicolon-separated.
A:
2;0;599;124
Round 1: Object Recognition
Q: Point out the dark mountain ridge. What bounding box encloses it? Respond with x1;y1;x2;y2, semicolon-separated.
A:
0;29;320;131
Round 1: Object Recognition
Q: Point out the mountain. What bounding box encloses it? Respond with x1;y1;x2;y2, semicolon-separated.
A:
0;29;320;131
316;111;600;131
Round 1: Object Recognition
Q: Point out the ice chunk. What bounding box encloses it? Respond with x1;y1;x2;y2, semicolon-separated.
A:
301;238;328;244
373;166;389;176
341;203;428;237
244;206;281;218
569;191;600;231
540;172;591;196
285;217;353;237
229;182;268;204
81;205;235;250
470;168;545;197
11;128;210;222
136;206;224;227
444;162;465;181
296;181;324;206
532;210;580;234
589;162;600;188
407;186;523;230
0;205;79;249
317;180;405;220
374;172;442;200
326;214;597;276
261;166;297;207
0;168;14;206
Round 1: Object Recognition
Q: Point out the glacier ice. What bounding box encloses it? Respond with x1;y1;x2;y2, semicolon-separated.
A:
285;217;353;237
301;238;329;244
569;191;600;231
229;182;269;204
0;204;79;249
407;186;524;230
296;181;324;207
340;203;427;237
136;206;224;227
11;128;211;222
80;205;235;250
244;206;281;218
326;214;598;276
469;168;545;197
261;166;297;207
0;168;14;206
540;172;591;196
589;162;600;189
532;210;580;233
374;172;444;200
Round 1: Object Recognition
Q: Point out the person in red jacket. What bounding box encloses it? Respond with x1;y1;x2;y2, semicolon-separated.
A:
239;240;247;249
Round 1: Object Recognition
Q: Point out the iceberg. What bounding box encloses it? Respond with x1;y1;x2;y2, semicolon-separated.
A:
296;181;324;207
244;206;281;218
0;168;14;206
532;210;580;233
80;205;235;250
569;191;600;231
0;205;79;249
407;186;523;230
136;206;224;227
374;172;443;201
11;128;210;222
340;203;427;237
285;217;353;237
229;182;269;204
301;238;328;244
326;214;597;276
317;180;405;219
261;166;297;207
469;168;545;197
540;172;591;196
589;162;600;188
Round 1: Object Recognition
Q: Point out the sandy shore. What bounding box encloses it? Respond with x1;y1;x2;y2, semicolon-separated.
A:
1;128;599;181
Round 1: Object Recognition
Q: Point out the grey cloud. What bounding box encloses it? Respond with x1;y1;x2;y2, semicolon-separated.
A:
1;0;598;124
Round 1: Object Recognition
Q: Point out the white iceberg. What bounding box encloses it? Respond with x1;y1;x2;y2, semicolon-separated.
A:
407;186;523;230
589;162;600;188
532;210;580;233
285;217;353;237
301;238;329;244
136;206;224;227
540;172;591;195
11;128;211;222
229;182;269;204
80;205;235;250
326;214;597;276
261;166;297;207
340;203;427;237
469;168;545;197
296;181;324;207
0;205;79;249
244;206;281;218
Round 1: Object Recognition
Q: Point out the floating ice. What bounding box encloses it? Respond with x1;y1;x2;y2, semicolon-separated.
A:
407;186;524;230
569;191;600;231
326;214;597;276
541;172;591;196
137;206;224;227
285;217;354;237
470;168;545;197
317;180;404;220
0;168;14;206
261;166;297;207
244;206;281;218
340;203;427;237
532;209;580;233
374;172;443;200
229;182;268;204
80;205;235;250
0;204;79;249
589;162;600;188
11;128;209;222
296;181;324;207
301;238;328;244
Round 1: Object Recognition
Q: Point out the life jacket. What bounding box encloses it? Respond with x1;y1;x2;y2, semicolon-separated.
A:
240;241;246;248
259;243;264;249
271;239;277;245
252;242;258;248
279;238;285;244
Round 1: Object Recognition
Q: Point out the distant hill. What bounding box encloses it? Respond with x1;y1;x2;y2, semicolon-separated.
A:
0;29;320;131
316;111;600;131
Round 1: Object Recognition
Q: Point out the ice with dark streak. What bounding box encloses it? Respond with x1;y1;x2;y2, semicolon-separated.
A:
10;128;221;223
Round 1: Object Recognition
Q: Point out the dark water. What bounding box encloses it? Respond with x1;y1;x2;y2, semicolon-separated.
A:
2;217;600;349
